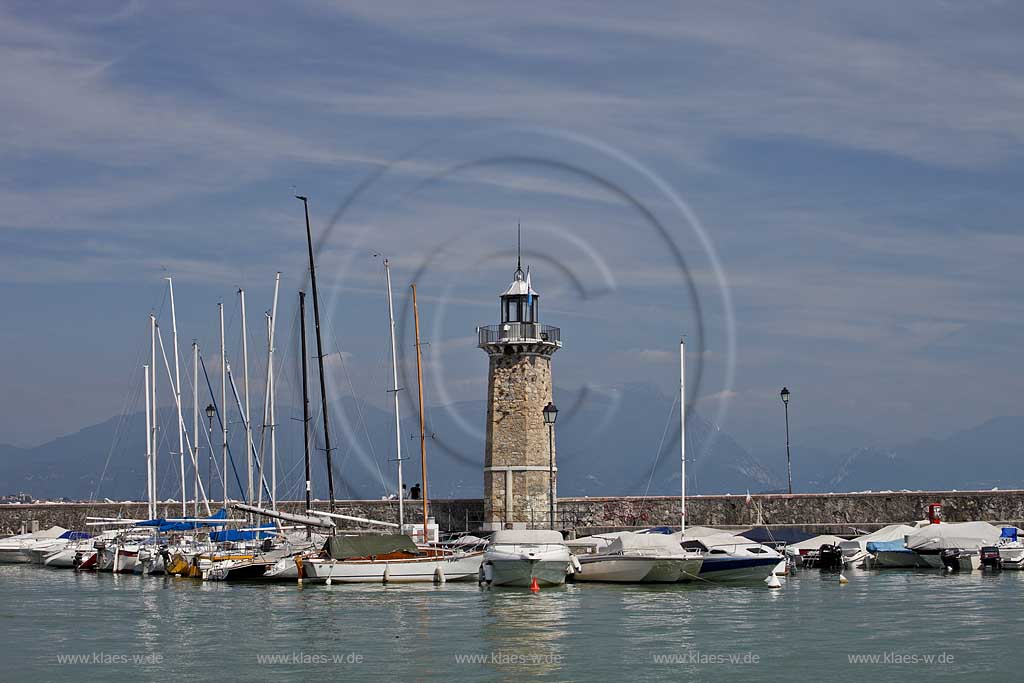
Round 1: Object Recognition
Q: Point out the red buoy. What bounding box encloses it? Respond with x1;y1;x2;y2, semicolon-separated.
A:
529;576;540;592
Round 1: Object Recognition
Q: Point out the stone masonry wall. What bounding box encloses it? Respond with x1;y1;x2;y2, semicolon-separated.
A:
483;350;555;528
5;490;1024;537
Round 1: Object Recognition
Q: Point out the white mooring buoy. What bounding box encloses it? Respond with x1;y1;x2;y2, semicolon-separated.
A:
765;573;782;589
434;566;446;584
839;573;849;584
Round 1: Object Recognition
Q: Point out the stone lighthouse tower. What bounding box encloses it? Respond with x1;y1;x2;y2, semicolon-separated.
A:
478;255;561;530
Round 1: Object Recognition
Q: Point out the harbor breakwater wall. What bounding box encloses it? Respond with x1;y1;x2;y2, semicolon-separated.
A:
4;490;1024;537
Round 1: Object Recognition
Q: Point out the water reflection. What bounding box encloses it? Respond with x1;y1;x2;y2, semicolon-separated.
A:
478;585;574;677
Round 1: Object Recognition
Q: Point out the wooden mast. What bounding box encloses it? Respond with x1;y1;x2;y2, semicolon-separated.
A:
411;284;429;543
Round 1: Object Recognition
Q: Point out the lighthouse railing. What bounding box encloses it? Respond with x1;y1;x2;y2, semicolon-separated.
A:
478;323;560;346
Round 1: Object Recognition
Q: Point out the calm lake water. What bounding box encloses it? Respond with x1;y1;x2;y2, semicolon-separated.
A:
2;563;1021;682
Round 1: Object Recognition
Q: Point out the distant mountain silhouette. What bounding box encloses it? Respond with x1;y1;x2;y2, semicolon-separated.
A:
2;386;1021;501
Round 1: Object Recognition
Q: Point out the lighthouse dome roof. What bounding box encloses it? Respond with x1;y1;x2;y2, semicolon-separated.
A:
502;268;537;297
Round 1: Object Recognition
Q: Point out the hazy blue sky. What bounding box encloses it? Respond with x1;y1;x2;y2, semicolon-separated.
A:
2;2;1023;455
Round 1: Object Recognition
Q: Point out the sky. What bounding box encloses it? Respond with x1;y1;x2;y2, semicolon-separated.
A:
2;1;1023;456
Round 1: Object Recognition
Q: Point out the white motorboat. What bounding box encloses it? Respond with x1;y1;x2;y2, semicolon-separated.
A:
42;534;105;568
481;530;572;587
905;521;1003;571
572;532;702;583
998;540;1024;569
677;529;785;583
864;540;932;568
302;534;485;584
783;534;846;569
0;526;68;564
25;530;92;564
985;527;1024;569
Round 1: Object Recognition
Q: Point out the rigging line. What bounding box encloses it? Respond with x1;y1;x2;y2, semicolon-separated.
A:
342;341;390;494
199;352;245;497
226;363;274;502
91;349;144;502
641;391;679;499
325;316;389;497
91;281;167;502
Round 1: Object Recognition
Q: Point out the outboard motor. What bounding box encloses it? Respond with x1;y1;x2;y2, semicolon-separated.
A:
261;538;274;553
940;547;963;572
980;546;1002;570
818;544;843;572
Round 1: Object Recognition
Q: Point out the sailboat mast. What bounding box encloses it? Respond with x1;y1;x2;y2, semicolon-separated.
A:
144;363;152;520
384;259;405;530
296;195;336;512
167;278;186;517
299;291;313;539
192;341;199;517
150;314;158;519
240;288;253;506
680;337;686;534
220;302;228;511
411;284;428;543
268;272;280;511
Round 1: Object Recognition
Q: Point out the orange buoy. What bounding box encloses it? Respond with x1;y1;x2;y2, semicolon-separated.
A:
530;576;540;592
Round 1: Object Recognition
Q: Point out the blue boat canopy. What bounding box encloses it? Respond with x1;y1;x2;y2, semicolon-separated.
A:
58;530;91;540
1001;527;1018;540
210;525;275;542
866;540;908;553
136;508;229;532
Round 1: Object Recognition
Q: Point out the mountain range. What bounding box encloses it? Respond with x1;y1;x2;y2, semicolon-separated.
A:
1;383;1021;501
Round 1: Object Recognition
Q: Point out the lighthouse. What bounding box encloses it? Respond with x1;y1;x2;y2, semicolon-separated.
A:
478;253;562;530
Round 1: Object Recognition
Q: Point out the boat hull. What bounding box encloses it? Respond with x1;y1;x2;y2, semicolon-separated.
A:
487;558;570;587
999;545;1024;569
304;552;484;584
697;556;780;583
574;556;703;583
867;550;930;569
0;548;32;564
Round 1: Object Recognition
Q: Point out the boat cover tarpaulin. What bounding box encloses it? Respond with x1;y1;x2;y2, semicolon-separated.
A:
325;534;420;560
606;532;685;555
784;535;846;554
491;529;565;545
841;525;916;554
905;521;1002;552
742;527;816;545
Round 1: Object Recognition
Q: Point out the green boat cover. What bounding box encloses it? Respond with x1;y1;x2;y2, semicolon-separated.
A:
324;534;421;560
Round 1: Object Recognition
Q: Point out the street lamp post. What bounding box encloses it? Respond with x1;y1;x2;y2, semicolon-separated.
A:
780;387;792;495
543;401;559;530
205;404;216;501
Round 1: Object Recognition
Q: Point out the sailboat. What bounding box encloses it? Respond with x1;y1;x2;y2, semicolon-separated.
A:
301;280;485;583
644;339;783;584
